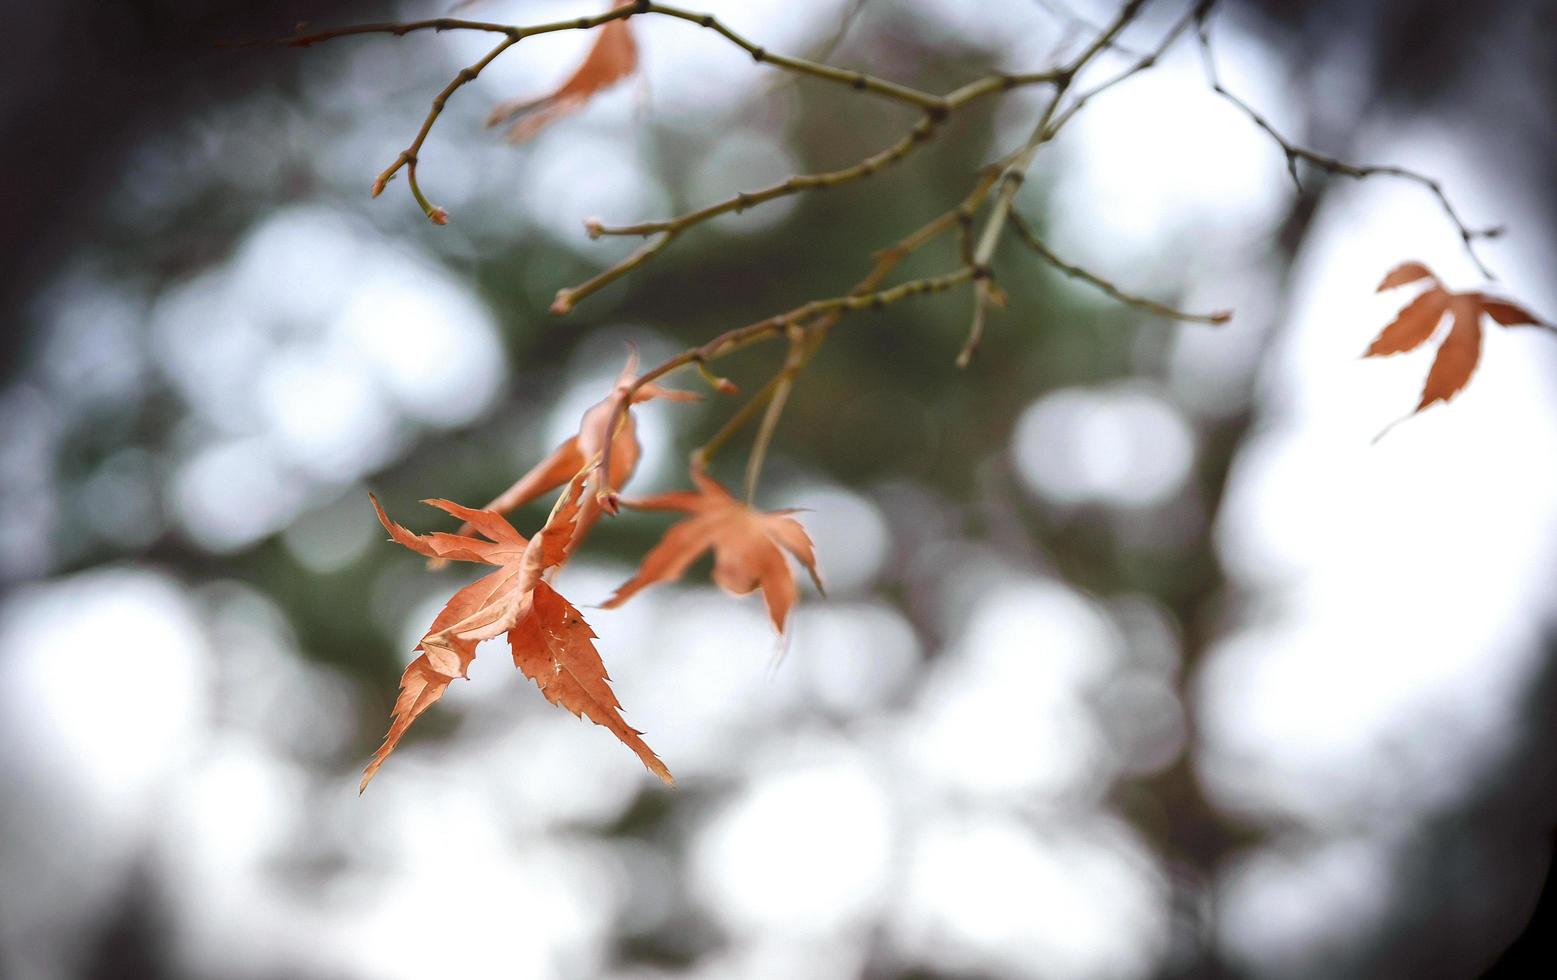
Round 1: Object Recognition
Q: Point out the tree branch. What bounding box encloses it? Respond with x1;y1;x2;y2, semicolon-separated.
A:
586;115;939;240
1193;5;1502;279
641;2;949;112
1009;210;1231;324
964;0;1160;364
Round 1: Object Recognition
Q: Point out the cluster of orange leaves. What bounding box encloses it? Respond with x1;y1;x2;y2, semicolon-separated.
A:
357;9;665;791
361;357;822;791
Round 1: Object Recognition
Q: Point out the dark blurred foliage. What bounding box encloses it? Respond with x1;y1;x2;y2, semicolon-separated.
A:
2;0;1555;978
0;0;343;362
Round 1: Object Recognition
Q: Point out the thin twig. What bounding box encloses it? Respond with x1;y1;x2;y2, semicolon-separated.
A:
1044;0;1201;136
694;370;789;467
965;1;1156;365
552;231;678;314
225;17;521;46
568;67;1070;298
267;2;952;221
593;266;977;508
810;0;875;66
942;68;1071;109
369;33;518;216
642;2;949;112
590;116;939;240
1193;5;1502;279
754;0;875;103
270;1;1068;237
658;172;1005;492
1031;0;1149;60
972;0;1156;271
958;278;995;368
585;181;999;488
1009;211;1230;324
744;327;807;503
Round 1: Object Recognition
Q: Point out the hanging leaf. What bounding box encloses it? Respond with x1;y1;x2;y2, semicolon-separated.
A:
487;1;640;143
1367;261;1547;416
605;464;823;634
362;466;670;790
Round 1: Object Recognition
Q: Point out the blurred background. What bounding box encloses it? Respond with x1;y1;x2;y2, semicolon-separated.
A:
2;0;1556;977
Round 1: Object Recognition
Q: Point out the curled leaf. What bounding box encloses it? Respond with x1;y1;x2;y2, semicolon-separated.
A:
363;466;668;789
437;352;696;565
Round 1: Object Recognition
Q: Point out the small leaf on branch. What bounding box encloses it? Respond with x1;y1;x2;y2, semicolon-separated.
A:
1366;261;1549;420
605;464;823;635
487;1;640;143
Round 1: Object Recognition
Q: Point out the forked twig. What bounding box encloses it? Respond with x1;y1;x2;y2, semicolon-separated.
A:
1193;6;1502;279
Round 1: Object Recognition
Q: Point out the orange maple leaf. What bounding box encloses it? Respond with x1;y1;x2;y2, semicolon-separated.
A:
437;352;696;566
487;1;640;143
604;465;824;634
1367;261;1547;415
362;467;671;791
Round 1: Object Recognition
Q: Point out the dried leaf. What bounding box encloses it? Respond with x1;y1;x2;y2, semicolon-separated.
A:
605;465;823;634
1418;295;1482;411
1366;261;1548;419
487;1;640;143
439;353;695;563
362;466;669;789
1476;296;1541;327
510;581;671;783
1365;289;1449;357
